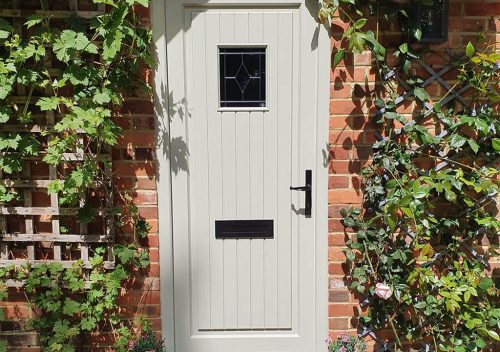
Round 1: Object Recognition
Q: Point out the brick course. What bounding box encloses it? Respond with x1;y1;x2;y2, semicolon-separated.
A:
328;0;500;347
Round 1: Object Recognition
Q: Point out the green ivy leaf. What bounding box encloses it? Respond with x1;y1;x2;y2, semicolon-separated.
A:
36;97;60;111
80;317;97;331
47;180;64;194
466;42;475;58
487;330;500;341
413;190;427;199
116;245;136;265
129;0;149;6
53;30;98;62
468;139;479;154
354;18;367;29
70;168;85;188
93;90;112;104
475;338;487;349
478;277;493;291
0;134;22;150
449;134;467;149
16;69;39;86
18;135;40;155
103;30;124;62
94;0;118;6
0;74;16;99
62;298;81;316
413;87;429;102
0;106;10;123
399;43;408;54
413;28;422;41
492;138;500;151
333;48;345;68
137;251;150;268
25;14;46;29
0;18;13;39
77;204;95;224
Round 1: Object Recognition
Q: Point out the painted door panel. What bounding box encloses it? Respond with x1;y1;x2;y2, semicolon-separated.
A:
162;1;328;351
188;8;295;332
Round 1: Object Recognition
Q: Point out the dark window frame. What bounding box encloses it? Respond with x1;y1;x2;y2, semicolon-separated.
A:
218;46;267;109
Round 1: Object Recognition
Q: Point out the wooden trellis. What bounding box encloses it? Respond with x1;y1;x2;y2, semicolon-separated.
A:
358;57;500;352
0;1;115;279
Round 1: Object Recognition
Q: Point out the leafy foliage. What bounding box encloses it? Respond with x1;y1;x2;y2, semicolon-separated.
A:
327;333;367;352
0;250;149;351
320;1;500;351
128;332;166;352
0;0;153;350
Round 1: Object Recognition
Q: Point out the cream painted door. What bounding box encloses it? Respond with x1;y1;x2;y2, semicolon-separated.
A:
162;1;328;351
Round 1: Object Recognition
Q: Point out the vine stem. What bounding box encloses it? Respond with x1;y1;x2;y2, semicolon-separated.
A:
363;241;377;279
432;335;438;351
21;85;34;120
388;316;403;350
414;151;480;172
386;167;418;232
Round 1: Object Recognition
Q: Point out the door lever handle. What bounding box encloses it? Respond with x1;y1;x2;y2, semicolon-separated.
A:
289;185;311;191
289;170;312;216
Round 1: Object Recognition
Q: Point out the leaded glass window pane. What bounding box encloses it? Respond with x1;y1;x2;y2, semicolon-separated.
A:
219;47;266;108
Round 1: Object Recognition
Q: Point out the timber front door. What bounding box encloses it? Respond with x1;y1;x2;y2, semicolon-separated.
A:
158;0;329;351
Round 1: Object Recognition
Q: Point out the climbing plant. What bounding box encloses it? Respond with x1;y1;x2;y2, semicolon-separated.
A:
320;0;500;351
0;0;153;350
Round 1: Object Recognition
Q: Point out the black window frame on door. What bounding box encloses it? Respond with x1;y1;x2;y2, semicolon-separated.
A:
218;46;267;109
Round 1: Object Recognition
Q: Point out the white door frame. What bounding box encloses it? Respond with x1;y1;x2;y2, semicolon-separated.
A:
152;1;330;351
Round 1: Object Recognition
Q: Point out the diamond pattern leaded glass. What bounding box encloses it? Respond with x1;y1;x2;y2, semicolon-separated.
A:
219;47;266;108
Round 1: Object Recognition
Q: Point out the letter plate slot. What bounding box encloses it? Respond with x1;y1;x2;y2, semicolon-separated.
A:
215;220;274;239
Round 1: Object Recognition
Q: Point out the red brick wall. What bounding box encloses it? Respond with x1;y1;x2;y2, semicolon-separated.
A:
95;4;162;349
328;0;500;348
0;3;160;350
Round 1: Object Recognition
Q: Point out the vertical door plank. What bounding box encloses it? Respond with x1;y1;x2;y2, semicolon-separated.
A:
276;12;294;329
234;12;251;330
206;12;224;330
219;12;238;329
185;10;199;331
235;112;252;329
248;11;266;329
262;12;279;329
191;12;211;330
289;9;302;332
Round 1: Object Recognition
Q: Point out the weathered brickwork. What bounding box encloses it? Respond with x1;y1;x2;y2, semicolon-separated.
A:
328;1;500;349
0;2;159;351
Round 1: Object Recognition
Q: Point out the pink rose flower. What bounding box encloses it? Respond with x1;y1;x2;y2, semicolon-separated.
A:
341;334;350;343
339;347;346;352
375;283;392;300
325;336;333;345
128;340;135;350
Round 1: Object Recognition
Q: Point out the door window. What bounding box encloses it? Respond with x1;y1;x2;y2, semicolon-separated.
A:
219;47;266;108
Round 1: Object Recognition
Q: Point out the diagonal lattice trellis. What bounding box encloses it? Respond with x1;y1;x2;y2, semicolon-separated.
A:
0;1;115;286
357;56;500;352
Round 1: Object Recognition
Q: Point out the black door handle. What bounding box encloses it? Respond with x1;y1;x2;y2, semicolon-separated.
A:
290;170;312;216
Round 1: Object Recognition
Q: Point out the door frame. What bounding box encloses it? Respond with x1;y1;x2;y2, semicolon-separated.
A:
151;1;330;351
